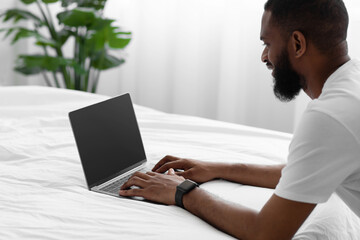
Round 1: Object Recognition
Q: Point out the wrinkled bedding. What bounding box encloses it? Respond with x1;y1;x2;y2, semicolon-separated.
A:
0;86;359;239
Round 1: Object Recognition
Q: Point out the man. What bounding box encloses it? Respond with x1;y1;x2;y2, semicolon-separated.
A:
120;0;360;239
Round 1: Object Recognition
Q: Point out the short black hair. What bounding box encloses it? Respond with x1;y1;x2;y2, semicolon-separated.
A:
264;0;349;53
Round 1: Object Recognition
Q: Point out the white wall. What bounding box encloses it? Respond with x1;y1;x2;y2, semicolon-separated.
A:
0;1;16;86
1;0;359;134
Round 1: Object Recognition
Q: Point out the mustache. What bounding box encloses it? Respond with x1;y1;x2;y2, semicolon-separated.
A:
266;62;273;70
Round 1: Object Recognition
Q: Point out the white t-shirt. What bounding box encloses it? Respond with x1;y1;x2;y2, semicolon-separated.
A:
275;59;360;218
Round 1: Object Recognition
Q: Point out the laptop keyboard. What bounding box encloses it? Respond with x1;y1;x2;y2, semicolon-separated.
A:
99;165;153;195
100;175;133;195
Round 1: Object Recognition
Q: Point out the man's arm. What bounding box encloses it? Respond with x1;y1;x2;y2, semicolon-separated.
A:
120;170;316;240
183;188;315;240
216;162;284;189
153;155;285;189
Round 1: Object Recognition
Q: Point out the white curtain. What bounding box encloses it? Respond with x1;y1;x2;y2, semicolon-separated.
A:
2;0;360;133
97;0;296;133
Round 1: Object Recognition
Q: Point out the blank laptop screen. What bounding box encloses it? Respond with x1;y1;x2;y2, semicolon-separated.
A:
69;93;146;188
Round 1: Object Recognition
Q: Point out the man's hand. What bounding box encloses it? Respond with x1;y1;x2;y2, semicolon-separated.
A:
152;155;218;183
119;169;185;205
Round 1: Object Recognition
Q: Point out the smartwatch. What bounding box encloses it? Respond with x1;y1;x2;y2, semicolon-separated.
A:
175;179;199;209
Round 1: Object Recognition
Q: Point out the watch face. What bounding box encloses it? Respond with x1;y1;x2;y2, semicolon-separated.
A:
179;180;197;191
181;180;195;188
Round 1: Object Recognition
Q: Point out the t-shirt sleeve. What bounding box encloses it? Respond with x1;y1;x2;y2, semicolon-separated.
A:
275;110;359;204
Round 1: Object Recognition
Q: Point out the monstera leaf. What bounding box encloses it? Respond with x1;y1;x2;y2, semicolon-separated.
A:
15;54;84;75
91;52;125;70
86;21;131;51
61;0;107;10
0;9;43;24
57;8;96;27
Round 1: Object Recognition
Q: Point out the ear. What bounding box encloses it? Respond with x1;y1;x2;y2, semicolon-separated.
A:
290;31;306;58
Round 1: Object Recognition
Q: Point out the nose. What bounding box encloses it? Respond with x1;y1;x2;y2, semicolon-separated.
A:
261;47;268;63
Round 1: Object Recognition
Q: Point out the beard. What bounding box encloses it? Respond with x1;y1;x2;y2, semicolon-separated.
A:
272;50;305;102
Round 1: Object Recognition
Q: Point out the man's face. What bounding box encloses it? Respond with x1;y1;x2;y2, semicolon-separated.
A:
260;11;305;102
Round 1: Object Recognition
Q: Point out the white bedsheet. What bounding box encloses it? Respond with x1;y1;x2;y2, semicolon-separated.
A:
0;86;359;239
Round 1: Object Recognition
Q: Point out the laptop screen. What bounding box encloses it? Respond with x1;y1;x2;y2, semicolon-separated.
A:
69;93;147;189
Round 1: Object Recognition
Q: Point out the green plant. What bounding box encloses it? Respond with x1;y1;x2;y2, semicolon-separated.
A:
0;0;131;93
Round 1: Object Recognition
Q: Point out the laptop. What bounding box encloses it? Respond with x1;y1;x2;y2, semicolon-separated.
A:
69;93;151;198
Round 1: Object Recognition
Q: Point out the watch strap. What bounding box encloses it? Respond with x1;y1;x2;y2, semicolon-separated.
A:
175;179;199;209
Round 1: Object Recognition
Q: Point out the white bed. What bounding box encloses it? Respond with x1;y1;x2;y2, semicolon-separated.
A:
1;86;359;239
